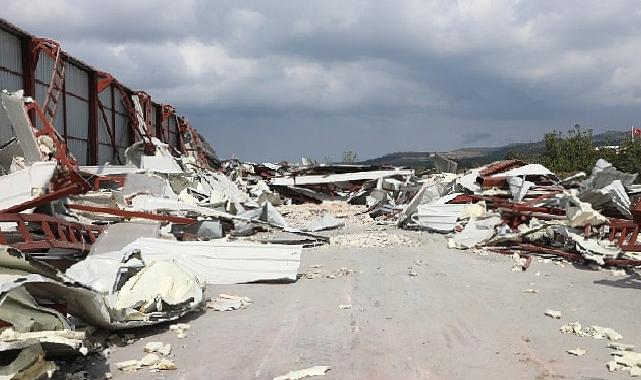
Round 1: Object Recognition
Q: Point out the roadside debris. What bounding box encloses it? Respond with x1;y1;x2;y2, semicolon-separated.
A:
207;294;252;311
273;365;332;380
169;323;191;339
566;348;586;356
560;322;623;341
330;232;420;248
544;309;562;319
609;343;635;351
144;341;172;356
115;348;176;373
610;351;641;376
301;267;357;280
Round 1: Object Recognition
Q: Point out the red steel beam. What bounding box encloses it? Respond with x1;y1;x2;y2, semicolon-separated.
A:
66;203;196;224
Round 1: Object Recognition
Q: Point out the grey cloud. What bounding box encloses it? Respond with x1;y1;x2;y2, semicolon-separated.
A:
4;1;641;162
461;132;493;145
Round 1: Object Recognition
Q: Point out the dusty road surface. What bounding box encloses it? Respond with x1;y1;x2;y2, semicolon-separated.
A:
74;227;641;380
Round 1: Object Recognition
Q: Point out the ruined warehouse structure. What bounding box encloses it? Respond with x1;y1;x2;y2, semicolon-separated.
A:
0;17;218;169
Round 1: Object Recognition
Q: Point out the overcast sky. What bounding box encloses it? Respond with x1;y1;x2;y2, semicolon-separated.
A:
5;1;641;162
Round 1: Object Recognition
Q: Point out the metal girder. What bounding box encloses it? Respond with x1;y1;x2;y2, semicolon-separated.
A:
0;213;102;253
65;203;196;224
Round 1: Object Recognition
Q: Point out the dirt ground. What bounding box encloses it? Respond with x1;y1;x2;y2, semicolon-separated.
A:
72;226;641;380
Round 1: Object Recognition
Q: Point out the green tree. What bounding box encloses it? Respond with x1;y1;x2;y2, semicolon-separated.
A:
504;150;521;160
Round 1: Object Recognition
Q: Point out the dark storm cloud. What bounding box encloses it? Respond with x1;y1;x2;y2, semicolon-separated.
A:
5;1;641;161
461;132;492;145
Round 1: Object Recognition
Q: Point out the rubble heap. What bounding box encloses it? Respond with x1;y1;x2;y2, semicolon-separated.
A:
1;86;641;378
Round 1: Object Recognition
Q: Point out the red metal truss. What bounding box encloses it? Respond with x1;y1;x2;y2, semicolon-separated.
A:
96;71;155;154
608;219;641;252
66;203;196;224
159;104;175;142
177;116;211;170
479;160;526;177
31;38;66;124
0;213;102;253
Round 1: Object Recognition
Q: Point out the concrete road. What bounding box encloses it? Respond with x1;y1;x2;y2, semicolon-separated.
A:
80;228;641;380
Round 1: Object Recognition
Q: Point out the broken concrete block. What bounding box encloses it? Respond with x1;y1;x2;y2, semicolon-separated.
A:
566;348;586;356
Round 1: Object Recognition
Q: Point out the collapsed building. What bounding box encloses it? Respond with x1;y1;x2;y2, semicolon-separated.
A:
1;17;641;379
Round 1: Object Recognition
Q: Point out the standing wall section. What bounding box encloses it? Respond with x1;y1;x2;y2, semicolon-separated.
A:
0;28;23;144
0;18;207;166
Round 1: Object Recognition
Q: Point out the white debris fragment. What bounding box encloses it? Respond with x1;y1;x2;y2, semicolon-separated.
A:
566;348;586;356
511;253;527;271
338;304;352;310
169;323;190;331
607;360;620;372
273;365;332;380
302;267;356;280
139;353;161;366
544;309;562;319
330;232;419;248
585;325;623;341
610;269;627;276
608;343;635;351
560;322;584;336
521;289;539;294
611;351;641;374
150;358;177;370
207;294;252;311
115;360;140;372
144;341;172;356
169;323;190;339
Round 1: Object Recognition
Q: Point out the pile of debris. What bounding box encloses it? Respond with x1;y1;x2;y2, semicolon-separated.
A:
395;159;641;268
0;90;313;378
2;83;641;377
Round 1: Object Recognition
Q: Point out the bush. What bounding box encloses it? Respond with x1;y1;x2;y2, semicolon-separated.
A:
608;137;641;178
541;125;596;174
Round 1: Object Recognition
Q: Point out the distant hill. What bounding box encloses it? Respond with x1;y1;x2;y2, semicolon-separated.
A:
360;130;629;169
